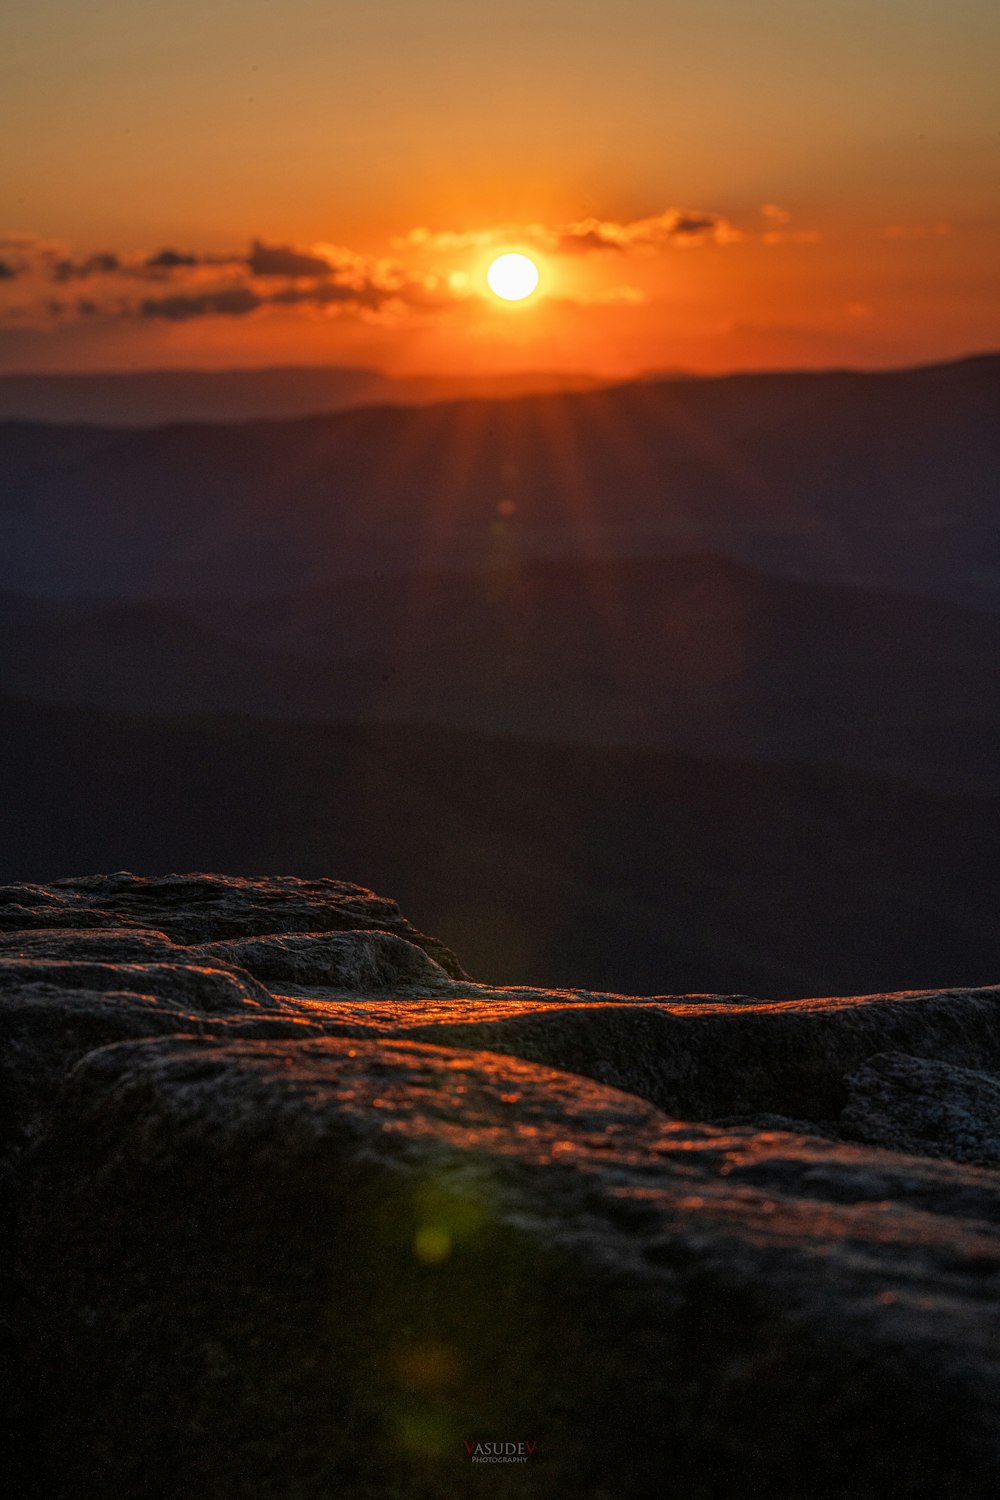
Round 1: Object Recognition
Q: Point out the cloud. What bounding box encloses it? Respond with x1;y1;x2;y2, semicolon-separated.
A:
0;230;436;328
671;213;726;237
880;222;952;240
492;201;817;254
394;226;496;252
757;205;822;246
0;233;69;271
51;252;121;281
761;229;822;246
146;249;200;269
399;208;742;258
272;280;390;312
247;240;337;277
4;202;813;338
548;208;743;255
554;225;623;254
545;207;741;254
139;287;264;320
0;233;55;250
573;283;646;305
53;247;247;282
548;209;741;254
133;247;448;320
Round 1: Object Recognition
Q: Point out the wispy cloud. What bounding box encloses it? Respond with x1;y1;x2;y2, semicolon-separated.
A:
0;235;460;328
880;222;953;240
51;252;121;282
0;203;821;335
397;206;743;257
758;205;822;246
554;208;740;253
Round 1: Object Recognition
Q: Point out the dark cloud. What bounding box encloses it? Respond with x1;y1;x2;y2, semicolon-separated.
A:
51;252;121;282
146;248;200;268
247;240;335;277
1;225;558;329
671;213;720;236
139;287;264;321
270;280;384;311
138;277;396;320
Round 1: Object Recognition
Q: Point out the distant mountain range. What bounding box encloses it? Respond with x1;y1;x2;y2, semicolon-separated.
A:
4;693;1000;999
1;353;997;606
0;365;611;426
2;353;998;994
2;554;999;793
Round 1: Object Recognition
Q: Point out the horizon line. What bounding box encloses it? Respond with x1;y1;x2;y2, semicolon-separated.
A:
1;347;998;384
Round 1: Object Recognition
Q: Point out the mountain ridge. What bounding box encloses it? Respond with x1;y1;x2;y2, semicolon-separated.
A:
4;690;1000;998
3;352;997;606
2;553;999;793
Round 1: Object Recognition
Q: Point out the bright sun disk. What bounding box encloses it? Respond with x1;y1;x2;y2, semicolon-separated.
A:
487;252;539;302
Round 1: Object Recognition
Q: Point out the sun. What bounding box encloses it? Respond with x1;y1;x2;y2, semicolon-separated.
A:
487;252;540;302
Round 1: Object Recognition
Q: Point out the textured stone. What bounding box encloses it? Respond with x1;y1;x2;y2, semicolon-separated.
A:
0;956;282;1014
195;929;455;993
0;959;315;1159
3;871;1000;1499
388;988;1000;1123
0;926;183;963
19;1034;1000;1500
0;872;468;977
841;1050;1000;1164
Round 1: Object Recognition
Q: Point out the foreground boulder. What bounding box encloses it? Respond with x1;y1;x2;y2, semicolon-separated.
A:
1;871;1000;1499
20;1035;1000;1500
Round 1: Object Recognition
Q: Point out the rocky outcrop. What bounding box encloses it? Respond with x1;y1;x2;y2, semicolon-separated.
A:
0;872;468;977
3;871;1000;1498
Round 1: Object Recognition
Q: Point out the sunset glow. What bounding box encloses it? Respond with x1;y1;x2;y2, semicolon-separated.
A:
0;0;997;377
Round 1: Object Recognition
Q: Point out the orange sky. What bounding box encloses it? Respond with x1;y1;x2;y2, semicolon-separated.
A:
2;0;998;375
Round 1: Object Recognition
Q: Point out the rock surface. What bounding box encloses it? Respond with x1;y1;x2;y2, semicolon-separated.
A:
4;870;1000;1498
0;872;468;977
842;1050;1000;1165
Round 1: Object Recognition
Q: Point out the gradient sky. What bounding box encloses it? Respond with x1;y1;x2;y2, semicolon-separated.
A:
2;0;998;374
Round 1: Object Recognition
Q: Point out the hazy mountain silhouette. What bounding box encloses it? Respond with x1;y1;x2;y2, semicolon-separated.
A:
2;554;1000;792
3;357;999;994
1;354;997;605
0;365;607;426
4;693;1000;998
